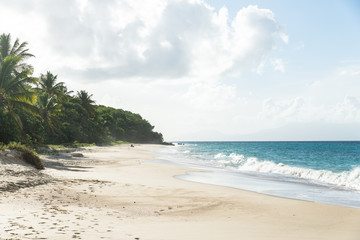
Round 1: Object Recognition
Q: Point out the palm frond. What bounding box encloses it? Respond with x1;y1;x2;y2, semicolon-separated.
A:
0;33;11;60
8;111;23;130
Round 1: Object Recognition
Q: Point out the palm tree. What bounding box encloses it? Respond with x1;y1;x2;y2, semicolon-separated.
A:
0;33;34;73
38;71;68;99
36;93;60;133
76;90;95;118
0;33;36;133
0;54;37;129
59;83;73;98
36;71;73;134
0;33;33;58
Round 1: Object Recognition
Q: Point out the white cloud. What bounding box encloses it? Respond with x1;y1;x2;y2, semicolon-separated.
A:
279;32;289;44
181;81;238;111
271;58;285;72
337;65;360;76
330;96;360;122
0;1;287;82
295;41;305;50
0;0;294;140
223;5;287;76
261;97;306;121
260;96;360;125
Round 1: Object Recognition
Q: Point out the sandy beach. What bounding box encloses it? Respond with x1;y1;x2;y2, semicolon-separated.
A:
1;144;360;240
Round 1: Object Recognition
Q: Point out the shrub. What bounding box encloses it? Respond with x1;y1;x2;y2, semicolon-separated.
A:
1;142;44;170
109;140;129;146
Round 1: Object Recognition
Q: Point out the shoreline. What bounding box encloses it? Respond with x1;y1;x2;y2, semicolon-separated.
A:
158;142;360;209
174;167;360;209
1;144;360;239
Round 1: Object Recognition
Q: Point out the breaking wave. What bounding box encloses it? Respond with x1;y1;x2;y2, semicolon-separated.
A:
213;153;360;191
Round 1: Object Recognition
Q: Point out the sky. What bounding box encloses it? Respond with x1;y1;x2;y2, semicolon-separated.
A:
1;0;360;141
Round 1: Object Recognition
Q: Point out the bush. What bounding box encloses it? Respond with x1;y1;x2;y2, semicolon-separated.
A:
1;142;44;170
109;140;129;146
0;112;20;144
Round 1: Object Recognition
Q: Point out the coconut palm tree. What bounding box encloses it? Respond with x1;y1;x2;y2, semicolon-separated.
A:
0;33;33;58
36;71;74;133
0;55;37;128
38;71;68;99
0;33;34;73
36;93;60;133
0;34;36;130
59;84;73;99
76;90;95;118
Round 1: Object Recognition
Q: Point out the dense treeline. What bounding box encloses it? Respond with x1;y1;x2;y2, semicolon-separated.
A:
0;33;163;146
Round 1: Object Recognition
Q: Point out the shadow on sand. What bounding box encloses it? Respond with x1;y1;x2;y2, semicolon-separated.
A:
41;152;94;172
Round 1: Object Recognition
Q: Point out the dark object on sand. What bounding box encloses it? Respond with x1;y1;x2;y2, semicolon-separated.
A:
71;153;84;157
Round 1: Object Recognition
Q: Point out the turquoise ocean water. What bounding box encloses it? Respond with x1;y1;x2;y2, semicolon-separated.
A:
157;141;360;208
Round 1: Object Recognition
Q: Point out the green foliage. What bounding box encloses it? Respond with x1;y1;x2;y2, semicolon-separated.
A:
0;111;20;143
96;105;164;144
76;90;95;118
38;71;66;98
67;141;96;148
17;110;45;146
1;142;44;169
109;140;130;146
0;33;37;139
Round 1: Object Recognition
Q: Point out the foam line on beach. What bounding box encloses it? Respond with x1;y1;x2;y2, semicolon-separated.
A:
213;153;360;191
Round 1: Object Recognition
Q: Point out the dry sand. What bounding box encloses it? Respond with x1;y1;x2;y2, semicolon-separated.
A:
1;144;360;240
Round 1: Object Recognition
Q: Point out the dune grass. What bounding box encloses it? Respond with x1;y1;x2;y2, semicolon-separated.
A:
0;142;44;170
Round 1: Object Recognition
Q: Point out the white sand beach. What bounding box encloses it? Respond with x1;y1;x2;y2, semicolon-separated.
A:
1;144;360;240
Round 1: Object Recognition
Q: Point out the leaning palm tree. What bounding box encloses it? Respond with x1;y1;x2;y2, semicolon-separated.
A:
76;90;95;118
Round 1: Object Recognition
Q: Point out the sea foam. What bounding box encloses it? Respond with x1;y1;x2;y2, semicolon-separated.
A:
213;153;360;191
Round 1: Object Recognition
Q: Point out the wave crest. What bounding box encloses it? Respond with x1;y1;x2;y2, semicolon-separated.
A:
213;153;360;191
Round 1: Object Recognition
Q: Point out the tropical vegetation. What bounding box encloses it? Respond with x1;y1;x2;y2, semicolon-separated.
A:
0;33;164;147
